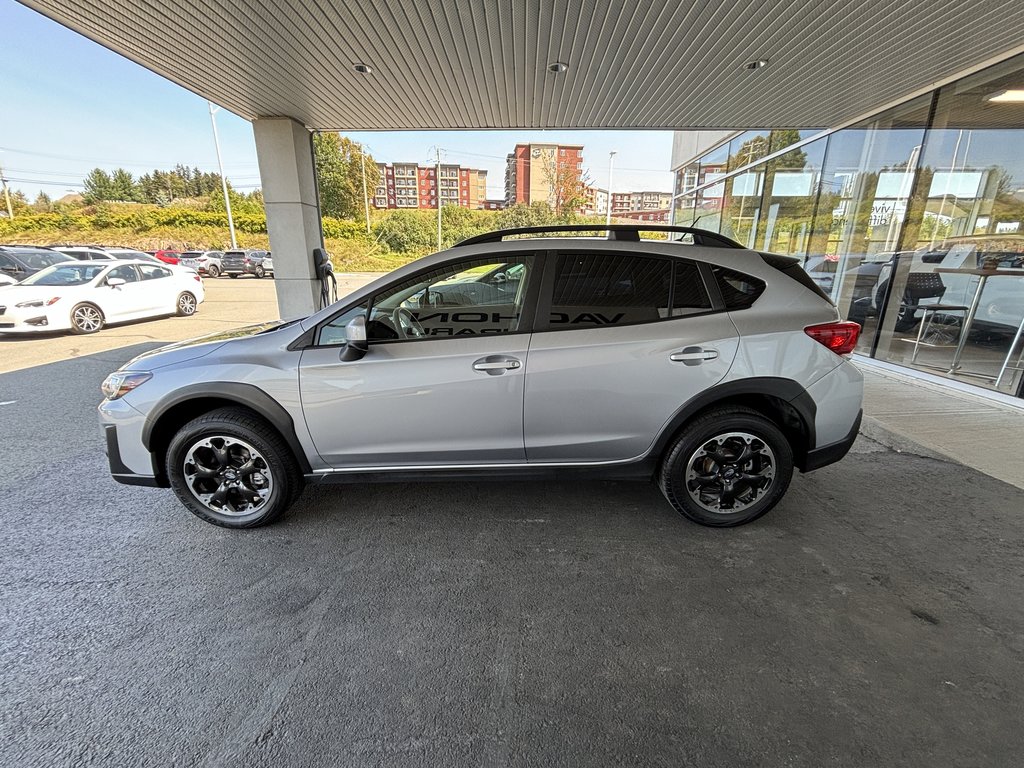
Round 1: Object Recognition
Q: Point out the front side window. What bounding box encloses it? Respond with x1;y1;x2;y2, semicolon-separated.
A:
549;252;711;328
365;256;534;342
107;265;139;283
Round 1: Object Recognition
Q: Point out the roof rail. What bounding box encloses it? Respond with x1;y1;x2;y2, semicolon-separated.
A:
454;225;744;249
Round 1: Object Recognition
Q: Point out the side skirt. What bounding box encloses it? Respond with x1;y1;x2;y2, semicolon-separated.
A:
305;460;657;485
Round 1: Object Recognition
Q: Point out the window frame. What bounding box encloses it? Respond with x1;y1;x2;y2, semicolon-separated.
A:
531;248;725;334
311;249;543;348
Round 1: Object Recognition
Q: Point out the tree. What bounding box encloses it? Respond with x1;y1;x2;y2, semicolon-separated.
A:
313;133;381;220
539;151;588;218
498;201;557;229
110;168;139;201
83;168;115;203
33;192;52;212
372;209;435;252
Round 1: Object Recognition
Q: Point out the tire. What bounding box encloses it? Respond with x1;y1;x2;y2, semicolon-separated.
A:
254;265;265;279
229;273;238;279
176;292;198;316
207;264;220;278
69;302;104;334
166;407;304;529
659;406;794;527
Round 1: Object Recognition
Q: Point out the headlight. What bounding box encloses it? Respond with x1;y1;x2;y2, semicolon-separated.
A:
101;371;152;400
15;297;60;308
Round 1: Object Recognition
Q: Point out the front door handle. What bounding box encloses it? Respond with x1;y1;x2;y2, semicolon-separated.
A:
472;356;522;375
670;347;718;366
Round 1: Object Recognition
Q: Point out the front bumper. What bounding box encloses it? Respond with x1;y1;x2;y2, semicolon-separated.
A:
99;397;163;486
0;305;64;333
104;425;161;486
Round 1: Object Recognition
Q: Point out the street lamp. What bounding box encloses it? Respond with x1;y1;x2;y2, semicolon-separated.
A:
208;102;238;249
605;150;617;228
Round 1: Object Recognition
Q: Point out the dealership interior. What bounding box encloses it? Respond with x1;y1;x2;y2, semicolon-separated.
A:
673;53;1024;400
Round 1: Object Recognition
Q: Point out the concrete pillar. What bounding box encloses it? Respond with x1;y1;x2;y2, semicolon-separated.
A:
253;117;322;318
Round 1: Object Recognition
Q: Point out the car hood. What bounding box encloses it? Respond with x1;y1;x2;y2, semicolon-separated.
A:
0;284;90;302
123;320;297;370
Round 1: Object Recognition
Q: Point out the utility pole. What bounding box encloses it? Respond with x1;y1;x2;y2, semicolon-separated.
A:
436;147;442;251
360;146;371;235
0;164;13;220
605;150;617;228
208;101;237;249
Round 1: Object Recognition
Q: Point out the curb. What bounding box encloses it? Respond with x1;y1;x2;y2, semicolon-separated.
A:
858;414;953;463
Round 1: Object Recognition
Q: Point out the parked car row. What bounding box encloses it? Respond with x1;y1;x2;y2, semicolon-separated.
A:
0;244;206;335
178;249;274;279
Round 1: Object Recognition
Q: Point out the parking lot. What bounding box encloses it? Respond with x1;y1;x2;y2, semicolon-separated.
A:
2;285;1024;767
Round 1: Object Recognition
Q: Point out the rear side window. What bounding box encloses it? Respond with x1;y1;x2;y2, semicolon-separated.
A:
139;265;171;280
712;266;765;309
550;252;711;328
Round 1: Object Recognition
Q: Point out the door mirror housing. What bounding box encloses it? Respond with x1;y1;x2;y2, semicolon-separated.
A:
339;314;368;361
107;277;126;288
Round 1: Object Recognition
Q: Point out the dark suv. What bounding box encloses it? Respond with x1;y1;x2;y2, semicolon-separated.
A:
0;246;73;282
221;249;271;279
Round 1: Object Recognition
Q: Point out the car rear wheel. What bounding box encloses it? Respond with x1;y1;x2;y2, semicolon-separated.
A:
207;264;220;278
659;406;793;527
166;407;304;528
254;265;265;279
176;292;198;316
229;273;238;279
70;302;104;334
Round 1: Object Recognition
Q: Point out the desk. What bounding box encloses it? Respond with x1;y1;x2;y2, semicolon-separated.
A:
934;268;1024;376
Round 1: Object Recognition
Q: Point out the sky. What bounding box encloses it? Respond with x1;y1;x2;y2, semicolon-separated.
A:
0;1;674;202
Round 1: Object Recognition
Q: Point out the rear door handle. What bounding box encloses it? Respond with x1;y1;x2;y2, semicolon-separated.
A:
472;356;522;375
670;347;718;365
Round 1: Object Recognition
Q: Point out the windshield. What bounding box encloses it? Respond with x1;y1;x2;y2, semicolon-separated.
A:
21;264;107;286
12;250;69;270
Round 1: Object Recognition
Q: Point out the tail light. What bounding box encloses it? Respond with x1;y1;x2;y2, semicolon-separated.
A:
804;321;860;355
193;275;202;283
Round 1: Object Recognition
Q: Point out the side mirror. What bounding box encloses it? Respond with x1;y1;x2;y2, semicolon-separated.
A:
107;277;126;288
339;315;368;361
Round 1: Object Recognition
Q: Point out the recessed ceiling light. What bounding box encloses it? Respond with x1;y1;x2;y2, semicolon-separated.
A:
987;89;1024;103
353;63;372;74
744;59;768;70
548;62;569;74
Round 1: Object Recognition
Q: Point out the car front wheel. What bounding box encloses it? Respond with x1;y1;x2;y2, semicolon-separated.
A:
70;302;104;334
659;406;793;527
254;265;265;279
166;407;304;528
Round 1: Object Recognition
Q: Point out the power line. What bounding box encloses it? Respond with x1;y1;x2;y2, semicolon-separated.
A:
0;145;260;170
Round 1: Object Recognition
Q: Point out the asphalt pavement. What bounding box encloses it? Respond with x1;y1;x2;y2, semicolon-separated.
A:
2;345;1024;767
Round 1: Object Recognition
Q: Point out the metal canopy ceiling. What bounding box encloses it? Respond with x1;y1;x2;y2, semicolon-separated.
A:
20;0;1024;130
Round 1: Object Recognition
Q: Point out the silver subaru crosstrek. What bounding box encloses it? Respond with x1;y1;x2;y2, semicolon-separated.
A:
99;226;864;529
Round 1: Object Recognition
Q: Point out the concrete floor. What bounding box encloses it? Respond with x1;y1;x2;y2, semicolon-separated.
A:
2;345;1023;767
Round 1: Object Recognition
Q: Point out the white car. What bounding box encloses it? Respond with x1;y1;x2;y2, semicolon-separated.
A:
179;250;225;277
0;273;16;287
0;260;205;335
49;245;117;261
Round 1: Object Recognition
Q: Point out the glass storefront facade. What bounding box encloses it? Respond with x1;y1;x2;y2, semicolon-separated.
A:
673;54;1024;399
